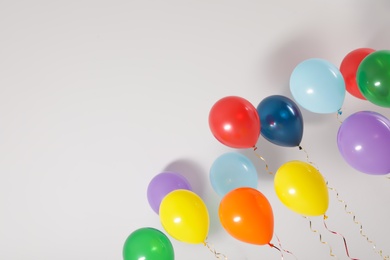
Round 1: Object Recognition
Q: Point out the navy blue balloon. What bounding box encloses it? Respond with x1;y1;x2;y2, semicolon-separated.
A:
257;95;303;147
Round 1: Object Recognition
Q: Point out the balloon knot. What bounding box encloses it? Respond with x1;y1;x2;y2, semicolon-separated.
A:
298;145;302;150
268;243;274;247
324;215;328;220
337;109;343;115
253;146;258;151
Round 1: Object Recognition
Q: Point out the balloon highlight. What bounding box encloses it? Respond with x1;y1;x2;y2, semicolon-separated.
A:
357;50;390;107
219;187;274;245
123;227;174;260
209;96;260;148
337;111;390;175
290;58;346;113
274;161;329;216
257;95;303;147
340;48;375;100
160;189;209;244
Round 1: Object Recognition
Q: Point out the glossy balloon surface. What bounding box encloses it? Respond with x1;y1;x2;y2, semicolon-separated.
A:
209;96;260;148
160;190;209;244
257;95;303;147
340;48;374;99
123;227;174;260
357;50;390;107
290;58;346;113
274;161;329;216
337;111;390;175
219;187;274;245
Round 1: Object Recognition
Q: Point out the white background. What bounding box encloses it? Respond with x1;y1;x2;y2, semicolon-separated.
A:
1;1;390;259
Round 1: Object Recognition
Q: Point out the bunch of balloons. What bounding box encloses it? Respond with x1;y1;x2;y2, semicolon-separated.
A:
209;48;390;176
123;47;390;260
123;171;209;260
208;96;328;249
289;48;390;112
209;159;328;248
207;47;390;258
338;49;390;175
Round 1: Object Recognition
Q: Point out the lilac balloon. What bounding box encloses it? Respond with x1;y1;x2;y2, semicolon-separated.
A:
337;111;390;175
147;172;192;214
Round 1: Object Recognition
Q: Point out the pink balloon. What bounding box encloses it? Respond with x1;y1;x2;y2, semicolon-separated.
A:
337;111;390;175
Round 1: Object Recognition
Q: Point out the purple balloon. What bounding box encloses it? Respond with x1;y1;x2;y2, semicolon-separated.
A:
337;111;390;175
147;172;192;214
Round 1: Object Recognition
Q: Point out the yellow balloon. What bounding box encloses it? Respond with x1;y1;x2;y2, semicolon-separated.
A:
159;189;209;244
274;160;329;216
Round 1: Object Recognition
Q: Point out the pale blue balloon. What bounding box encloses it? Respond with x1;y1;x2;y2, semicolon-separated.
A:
210;152;258;197
290;58;346;114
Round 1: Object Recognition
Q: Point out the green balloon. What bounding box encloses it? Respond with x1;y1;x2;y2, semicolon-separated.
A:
357;50;390;107
123;227;174;260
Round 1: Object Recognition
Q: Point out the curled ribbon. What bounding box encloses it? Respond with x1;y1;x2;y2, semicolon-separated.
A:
204;241;228;260
327;182;389;259
253;146;273;175
323;215;359;260
303;216;338;259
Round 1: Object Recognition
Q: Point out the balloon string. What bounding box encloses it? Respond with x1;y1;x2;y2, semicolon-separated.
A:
298;145;318;169
303;216;338;259
253;146;273;175
275;234;298;260
323;215;360;260
326;181;389;259
337;108;343;124
204;240;228;260
268;243;285;260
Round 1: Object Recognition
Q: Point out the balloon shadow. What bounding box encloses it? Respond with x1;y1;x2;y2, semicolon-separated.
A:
355;1;390;49
163;159;207;196
366;25;390;50
260;30;332;125
263;31;327;89
254;86;328;129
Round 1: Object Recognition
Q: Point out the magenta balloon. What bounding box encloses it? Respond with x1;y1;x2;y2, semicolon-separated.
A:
147;172;192;214
337;111;390;175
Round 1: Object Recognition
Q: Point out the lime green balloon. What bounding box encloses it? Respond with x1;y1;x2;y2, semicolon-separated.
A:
123;227;174;260
357;50;390;107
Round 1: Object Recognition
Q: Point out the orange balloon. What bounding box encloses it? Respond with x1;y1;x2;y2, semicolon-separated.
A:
219;187;274;245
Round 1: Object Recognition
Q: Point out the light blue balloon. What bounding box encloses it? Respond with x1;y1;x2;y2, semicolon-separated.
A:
290;58;346;114
210;152;258;197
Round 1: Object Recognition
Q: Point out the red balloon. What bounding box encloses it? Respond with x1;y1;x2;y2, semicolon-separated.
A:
219;187;274;245
340;48;375;100
209;96;260;148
